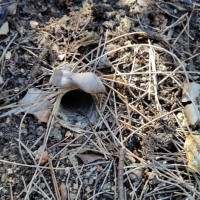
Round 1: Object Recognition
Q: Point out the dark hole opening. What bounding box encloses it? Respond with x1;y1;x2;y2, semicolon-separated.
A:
60;89;94;113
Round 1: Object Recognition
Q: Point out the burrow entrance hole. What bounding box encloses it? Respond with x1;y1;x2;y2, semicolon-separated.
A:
60;89;94;113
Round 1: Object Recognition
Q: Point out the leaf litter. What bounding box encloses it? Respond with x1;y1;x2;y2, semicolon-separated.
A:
50;66;106;94
77;153;104;164
0;88;52;122
182;82;200;126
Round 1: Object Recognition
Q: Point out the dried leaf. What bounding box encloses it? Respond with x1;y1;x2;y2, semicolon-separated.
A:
72;72;106;93
60;182;67;200
184;135;200;172
77;153;103;164
184;104;199;126
35;146;49;165
182;82;200;126
32;110;51;124
49;66;76;89
19;88;51;122
0;88;52;122
182;82;200;103
50;66;106;94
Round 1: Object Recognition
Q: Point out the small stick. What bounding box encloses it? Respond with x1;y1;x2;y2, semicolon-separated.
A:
118;146;125;200
9;183;14;200
48;157;61;200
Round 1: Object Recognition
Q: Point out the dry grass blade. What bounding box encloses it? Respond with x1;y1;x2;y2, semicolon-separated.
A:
118;146;125;200
60;182;67;200
48;158;61;200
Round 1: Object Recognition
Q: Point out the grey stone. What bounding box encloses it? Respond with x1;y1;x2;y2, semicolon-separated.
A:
69;192;77;200
51;128;62;141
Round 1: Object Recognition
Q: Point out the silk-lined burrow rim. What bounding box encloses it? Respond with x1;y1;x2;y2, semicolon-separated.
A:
57;89;98;129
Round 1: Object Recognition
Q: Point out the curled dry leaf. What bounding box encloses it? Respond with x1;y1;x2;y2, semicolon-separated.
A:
50;66;106;94
184;135;200;172
77;153;103;164
50;67;75;89
0;88;52;123
184;104;199;126
19;88;52;122
182;82;200;126
182;82;200;103
72;72;106;93
35;146;49;165
60;182;67;200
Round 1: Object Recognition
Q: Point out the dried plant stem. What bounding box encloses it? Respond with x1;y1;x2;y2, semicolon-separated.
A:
48;158;61;200
118;146;125;200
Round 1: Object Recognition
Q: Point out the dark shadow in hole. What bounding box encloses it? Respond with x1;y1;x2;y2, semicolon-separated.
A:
60;89;94;114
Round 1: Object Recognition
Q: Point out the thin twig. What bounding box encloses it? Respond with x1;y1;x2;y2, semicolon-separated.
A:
118;146;125;200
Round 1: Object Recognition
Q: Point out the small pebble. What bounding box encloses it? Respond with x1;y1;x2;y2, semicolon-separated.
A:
51;128;62;141
90;166;97;172
1;174;7;182
14;87;20;92
85;172;91;177
21;68;25;73
6;117;11;124
69;155;78;166
7;168;13;175
59;169;65;176
86;186;90;193
30;21;39;28
58;54;65;61
102;182;110;190
40;183;46;189
73;183;78;190
21;128;28;135
9;154;19;161
5;51;11;60
83;179;89;186
65;167;70;174
176;112;187;128
69;192;76;200
88;178;93;185
65;131;73;138
60;148;68;158
147;171;156;180
36;126;44;135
